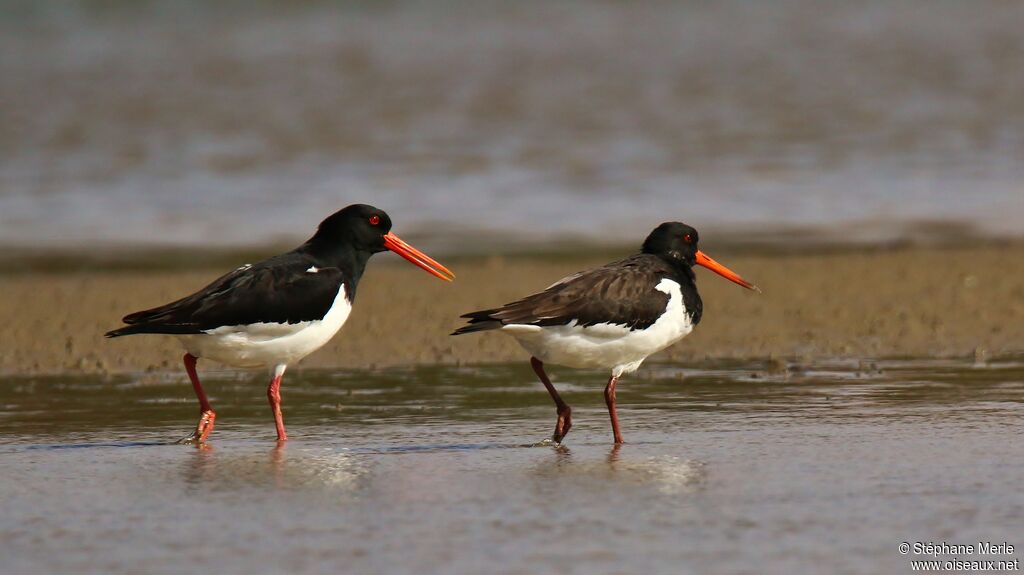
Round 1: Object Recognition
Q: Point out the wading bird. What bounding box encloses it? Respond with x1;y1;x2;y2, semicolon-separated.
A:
106;204;454;444
452;222;757;444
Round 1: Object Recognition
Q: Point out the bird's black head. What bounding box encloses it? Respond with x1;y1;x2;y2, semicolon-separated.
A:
313;204;393;253
642;221;760;292
642;222;700;265
308;204;454;281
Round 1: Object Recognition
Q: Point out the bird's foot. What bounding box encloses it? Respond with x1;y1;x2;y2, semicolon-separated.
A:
552;405;572;444
175;434;202;446
176;410;216;446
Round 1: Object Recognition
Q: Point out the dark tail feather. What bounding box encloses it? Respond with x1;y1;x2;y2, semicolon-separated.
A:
107;302;194;337
451;321;503;335
451;310;504;336
122;311;154;324
122;307;170;325
105;308;167;337
105;325;147;338
105;323;200;338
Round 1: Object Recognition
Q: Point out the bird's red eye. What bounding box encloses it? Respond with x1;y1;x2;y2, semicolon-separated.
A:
369;215;380;225
683;234;693;243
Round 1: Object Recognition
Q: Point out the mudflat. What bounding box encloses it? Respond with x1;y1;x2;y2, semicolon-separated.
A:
2;244;1022;375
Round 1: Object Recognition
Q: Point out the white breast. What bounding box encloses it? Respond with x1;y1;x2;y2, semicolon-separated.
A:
177;284;352;368
504;278;693;377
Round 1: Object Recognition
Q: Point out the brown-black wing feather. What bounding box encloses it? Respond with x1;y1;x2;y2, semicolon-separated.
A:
106;255;344;337
453;255;677;334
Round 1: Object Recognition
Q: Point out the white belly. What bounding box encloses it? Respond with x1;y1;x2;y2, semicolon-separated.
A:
504;278;693;377
177;285;351;368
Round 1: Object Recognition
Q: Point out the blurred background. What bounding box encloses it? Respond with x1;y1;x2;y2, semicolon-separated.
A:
2;0;1022;255
4;5;1024;574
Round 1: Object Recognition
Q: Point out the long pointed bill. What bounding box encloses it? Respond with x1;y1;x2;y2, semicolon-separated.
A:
696;250;760;293
383;232;455;281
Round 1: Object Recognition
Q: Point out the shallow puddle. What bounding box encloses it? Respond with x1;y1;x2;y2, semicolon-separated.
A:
2;358;1023;574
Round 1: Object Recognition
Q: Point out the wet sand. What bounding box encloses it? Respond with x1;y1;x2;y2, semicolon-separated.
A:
2;244;1022;376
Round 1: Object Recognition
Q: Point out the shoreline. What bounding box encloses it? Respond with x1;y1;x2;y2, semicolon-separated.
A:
2;244;1022;376
2;221;1020;274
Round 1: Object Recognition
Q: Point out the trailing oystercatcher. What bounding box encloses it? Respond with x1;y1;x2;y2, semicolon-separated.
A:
452;222;757;444
106;204;454;444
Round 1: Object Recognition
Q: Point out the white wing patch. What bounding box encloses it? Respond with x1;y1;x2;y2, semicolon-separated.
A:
306;266;320;273
501;324;544;334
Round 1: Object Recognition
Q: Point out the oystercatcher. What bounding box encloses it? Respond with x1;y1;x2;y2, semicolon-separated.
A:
452;222;757;444
106;204;454;444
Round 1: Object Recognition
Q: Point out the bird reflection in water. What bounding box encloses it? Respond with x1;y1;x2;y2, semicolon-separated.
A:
180;442;367;492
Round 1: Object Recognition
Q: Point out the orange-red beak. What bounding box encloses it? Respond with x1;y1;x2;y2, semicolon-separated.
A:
696;250;760;293
383;232;455;281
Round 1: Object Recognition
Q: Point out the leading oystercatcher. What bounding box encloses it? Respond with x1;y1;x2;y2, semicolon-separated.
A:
452;222;757;444
106;204;454;444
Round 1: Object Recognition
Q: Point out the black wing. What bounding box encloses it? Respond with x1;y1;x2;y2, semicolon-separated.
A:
105;255;345;337
453;254;689;335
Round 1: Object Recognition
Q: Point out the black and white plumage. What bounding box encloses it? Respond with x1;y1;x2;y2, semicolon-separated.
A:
453;222;757;444
108;253;355;368
106;204;454;444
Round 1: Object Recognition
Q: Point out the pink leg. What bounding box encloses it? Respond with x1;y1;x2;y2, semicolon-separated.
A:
179;353;216;444
531;357;573;443
604;375;624;444
268;365;288;442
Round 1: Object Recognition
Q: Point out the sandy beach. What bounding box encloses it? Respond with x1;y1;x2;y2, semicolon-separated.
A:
2;244;1022;376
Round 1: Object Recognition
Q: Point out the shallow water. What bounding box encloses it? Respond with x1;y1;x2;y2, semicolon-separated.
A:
3;1;1024;250
2;359;1023;574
